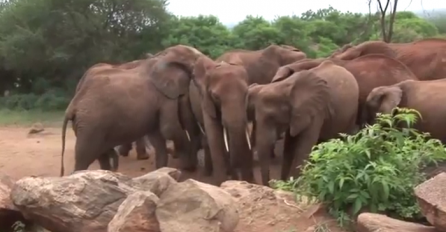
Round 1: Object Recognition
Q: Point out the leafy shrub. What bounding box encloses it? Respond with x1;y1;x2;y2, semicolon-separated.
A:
272;108;446;227
0;90;69;111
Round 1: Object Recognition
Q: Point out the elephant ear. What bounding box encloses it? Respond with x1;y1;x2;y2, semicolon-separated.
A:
150;57;191;99
271;66;294;83
150;46;203;99
288;70;332;137
368;86;403;114
192;56;218;118
192;56;216;96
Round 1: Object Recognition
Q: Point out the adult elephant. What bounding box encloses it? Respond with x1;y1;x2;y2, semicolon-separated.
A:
364;79;446;143
330;38;446;81
186;56;254;185
247;60;359;185
274;54;418;127
60;45;204;176
217;44;307;156
76;61;151;161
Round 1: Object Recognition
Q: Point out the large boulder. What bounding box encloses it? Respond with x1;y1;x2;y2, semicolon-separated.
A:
0;173;27;230
415;172;446;232
356;213;437;232
156;179;239;232
11;170;136;232
108;191;160;232
221;181;343;232
132;167;180;197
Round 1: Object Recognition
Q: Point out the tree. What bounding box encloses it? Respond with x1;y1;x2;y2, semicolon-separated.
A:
374;0;399;42
161;15;232;58
0;2;442;110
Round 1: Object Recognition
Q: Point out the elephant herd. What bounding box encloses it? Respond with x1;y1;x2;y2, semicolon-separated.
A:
60;38;446;186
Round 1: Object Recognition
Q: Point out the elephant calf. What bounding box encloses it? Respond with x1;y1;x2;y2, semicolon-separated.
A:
365;79;446;143
248;60;359;185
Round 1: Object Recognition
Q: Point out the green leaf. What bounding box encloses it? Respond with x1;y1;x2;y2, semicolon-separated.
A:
353;197;363;215
328;181;335;194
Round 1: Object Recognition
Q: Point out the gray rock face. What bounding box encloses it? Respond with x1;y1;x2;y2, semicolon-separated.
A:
11;170;135;232
415;172;446;232
356;213;437;232
0;173;27;230
10;168;241;232
156;179;239;232
108;191;160;232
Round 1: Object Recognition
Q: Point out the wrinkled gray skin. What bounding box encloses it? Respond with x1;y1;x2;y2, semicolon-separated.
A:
212;45;307;163
75;61;151;169
186;56;254;185
248;61;359;185
365;79;446;143
60;45;204;176
178;45;307;184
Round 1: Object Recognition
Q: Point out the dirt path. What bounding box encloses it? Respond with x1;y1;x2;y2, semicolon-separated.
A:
0;126;286;183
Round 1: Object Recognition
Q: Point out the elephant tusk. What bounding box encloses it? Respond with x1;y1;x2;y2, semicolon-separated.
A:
197;123;205;135
184;130;190;142
245;127;252;150
223;127;229;153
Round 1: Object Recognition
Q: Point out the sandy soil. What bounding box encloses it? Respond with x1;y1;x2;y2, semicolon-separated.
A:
0;126;347;232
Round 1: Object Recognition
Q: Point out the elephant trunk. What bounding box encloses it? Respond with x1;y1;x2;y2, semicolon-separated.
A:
222;111;254;182
255;123;278;186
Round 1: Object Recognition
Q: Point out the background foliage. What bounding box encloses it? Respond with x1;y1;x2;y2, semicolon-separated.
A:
0;0;444;110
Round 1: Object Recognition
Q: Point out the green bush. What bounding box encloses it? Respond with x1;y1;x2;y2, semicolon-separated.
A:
0;90;70;111
272;108;446;227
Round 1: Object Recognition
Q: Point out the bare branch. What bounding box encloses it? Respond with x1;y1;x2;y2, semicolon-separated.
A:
387;0;398;42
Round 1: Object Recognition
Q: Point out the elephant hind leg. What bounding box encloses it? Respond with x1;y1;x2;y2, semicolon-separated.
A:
74;136;104;172
98;150;113;171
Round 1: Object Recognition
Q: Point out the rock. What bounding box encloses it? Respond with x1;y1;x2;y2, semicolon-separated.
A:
132;167;180;197
156;179;239;232
11;170;136;232
415;172;446;231
221;181;326;232
28;123;44;134
108;191;160;232
0;173;27;230
356;213;437;232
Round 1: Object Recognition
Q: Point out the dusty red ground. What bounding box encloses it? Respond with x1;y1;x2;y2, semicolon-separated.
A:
0;126;347;232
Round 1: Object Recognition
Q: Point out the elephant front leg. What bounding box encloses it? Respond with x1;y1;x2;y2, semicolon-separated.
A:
148;130;169;169
202;112;228;186
135;138;149;160
282;123;321;180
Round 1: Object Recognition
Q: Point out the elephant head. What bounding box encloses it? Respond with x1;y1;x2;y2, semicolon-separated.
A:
330;41;398;60
149;45;204;99
248;69;332;184
364;85;404;124
193;56;253;182
263;44;307;65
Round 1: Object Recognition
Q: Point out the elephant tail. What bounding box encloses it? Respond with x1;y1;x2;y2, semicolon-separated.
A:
60;111;72;177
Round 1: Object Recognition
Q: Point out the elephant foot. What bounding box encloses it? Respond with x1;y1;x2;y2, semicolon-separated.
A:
136;153;149;160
